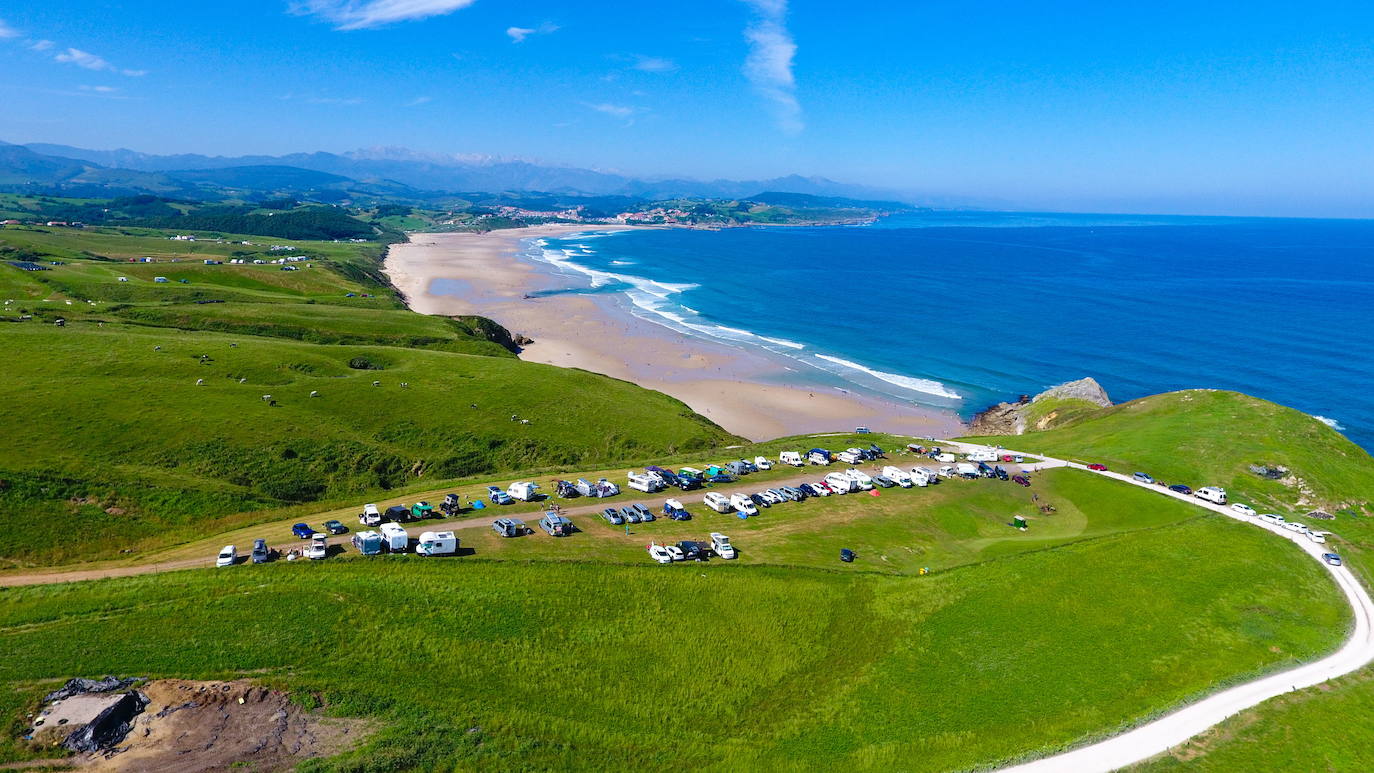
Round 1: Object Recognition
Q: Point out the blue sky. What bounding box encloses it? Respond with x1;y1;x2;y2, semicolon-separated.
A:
1;0;1372;216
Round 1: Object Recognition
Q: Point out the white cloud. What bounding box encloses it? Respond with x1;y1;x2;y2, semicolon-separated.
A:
121;68;147;77
79;85;119;93
52;46;146;76
291;0;479;31
740;0;802;134
30;39;54;51
585;102;636;119
281;92;364;105
404;95;432;107
633;56;676;73
507;22;557;43
0;18;20;39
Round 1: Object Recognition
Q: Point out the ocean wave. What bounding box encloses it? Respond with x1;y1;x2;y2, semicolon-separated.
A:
610;260;635;266
1314;415;1345;431
759;335;805;350
813;355;962;400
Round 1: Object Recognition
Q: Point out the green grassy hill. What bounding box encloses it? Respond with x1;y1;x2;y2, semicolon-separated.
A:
965;389;1374;517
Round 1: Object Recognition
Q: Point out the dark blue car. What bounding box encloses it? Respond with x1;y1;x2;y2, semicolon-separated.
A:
291;522;315;539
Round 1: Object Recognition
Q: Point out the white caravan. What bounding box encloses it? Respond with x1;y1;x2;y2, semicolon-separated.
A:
1195;486;1228;505
703;492;734;513
824;472;857;494
627;471;664;493
836;450;862;464
779;451;803;467
507;481;541;501
909;468;933;487
882;466;913;487
844;469;875;490
416;531;458;556
966;449;998;462
380;522;409;553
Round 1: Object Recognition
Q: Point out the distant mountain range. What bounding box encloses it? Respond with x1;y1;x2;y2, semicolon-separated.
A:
4;140;917;204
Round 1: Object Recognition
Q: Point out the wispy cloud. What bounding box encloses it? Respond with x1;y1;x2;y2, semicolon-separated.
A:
586;102;635;119
291;0;479;31
740;0;802;134
29;39;54;51
404;95;432;107
79;85;119;93
632;56;676;73
53;47;146;76
281;92;364;106
507;22;558;43
0;18;20;39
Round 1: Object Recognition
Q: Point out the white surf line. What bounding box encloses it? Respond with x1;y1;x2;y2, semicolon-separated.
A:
942;440;1374;772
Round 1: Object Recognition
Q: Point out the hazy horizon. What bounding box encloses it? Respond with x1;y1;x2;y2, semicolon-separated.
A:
3;1;1372;217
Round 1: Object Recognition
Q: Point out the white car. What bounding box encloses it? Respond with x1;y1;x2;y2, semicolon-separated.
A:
1259;513;1286;525
216;545;237;568
938;465;957;478
304;534;328;560
710;532;736;559
1283;520;1308;534
759;489;784;505
1231;503;1256;516
730;493;758;516
647;542;676;564
1307;531;1328;544
809;482;832;497
753;456;773;471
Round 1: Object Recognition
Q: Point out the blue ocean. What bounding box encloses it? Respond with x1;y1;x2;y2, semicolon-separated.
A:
527;212;1374;450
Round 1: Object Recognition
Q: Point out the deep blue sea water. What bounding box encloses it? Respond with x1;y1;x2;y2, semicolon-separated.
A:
528;212;1374;451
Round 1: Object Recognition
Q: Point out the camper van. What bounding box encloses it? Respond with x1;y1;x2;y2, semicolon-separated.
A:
729;493;758;516
844;469;875;490
936;452;957;463
627;471;664;493
909;468;932;486
539;512;575;537
492;518;527;537
966;449;998;463
379;523;409;553
416;531;458;556
1195;487;1228;505
351;531;383;556
384;504;411;523
359;503;381;527
507;482;540;501
806;449;833;466
836;450;862;464
710;532;737;559
703;492;734;513
753;456;774;471
824;472;857;494
882;466;913;487
304;534;328;560
779;451;803;467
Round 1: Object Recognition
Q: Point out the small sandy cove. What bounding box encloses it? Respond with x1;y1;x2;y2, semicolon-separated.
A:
385;227;962;441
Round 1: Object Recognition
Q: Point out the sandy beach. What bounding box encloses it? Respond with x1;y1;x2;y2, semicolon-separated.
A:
385;226;964;441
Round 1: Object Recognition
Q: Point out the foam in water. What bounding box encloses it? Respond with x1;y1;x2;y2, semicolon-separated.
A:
813;354;963;400
1314;415;1344;431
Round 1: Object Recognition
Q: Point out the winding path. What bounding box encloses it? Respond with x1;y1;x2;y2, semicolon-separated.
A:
941;441;1374;772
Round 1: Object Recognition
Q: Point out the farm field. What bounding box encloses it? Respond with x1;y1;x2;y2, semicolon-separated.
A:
0;512;1347;771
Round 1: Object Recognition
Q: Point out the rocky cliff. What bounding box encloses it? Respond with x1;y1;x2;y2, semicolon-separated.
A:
968;377;1112;435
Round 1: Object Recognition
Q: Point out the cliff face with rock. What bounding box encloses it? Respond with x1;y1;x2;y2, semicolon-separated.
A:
969;377;1112;435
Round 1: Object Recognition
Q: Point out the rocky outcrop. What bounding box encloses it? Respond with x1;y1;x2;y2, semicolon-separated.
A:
968;377;1112;436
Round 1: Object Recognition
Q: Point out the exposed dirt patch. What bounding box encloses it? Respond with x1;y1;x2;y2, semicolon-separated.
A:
86;680;371;772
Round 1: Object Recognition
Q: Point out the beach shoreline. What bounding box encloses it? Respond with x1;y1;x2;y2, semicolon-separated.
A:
384;226;965;442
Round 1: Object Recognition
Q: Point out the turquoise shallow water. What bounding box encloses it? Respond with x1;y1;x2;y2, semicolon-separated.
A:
524;212;1374;451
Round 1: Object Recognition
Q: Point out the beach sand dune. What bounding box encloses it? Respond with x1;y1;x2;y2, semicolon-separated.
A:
386;227;963;442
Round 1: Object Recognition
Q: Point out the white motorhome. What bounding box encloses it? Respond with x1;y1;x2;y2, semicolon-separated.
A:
824;472;857;494
507;481;540;501
779;451;803;467
380;522;409;553
703;492;733;513
710;532;736;559
836;450;862;464
1195;487;1228;505
729;493;758;516
882;466;913;487
416;531;458;556
627;471;664;493
936;452;957;463
844;469;875;490
359;503;381;526
965;449;998;462
909;468;933;487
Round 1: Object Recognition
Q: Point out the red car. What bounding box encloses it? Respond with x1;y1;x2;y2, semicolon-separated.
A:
1087;463;1108;471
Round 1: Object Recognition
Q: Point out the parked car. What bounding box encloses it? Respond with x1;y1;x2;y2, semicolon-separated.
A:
492;518;527;537
749;493;770;509
871;475;896;488
486;486;515;505
678;540;710;561
304;534;328;560
1168;484;1193;495
647;542;676;564
1324;553;1343;566
1283;520;1308;534
1231;503;1257;516
250;538;270;564
798;483;821;497
813;481;835;495
216;545;237;567
663;499;692;520
323;519;347;535
753;456;774;471
539;512;575;537
603;507;625;525
1011;475;1031;487
1132;472;1155;484
632;503;655;522
621;506;641;524
839;548;856;563
764;488;787;504
779;486;804;501
291;522;315;539
1086;463;1108;471
1308;531;1328;544
1259;513;1286;525
708;473;736;484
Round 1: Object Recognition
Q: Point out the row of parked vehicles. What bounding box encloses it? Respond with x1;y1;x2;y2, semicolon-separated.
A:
647;533;736;563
